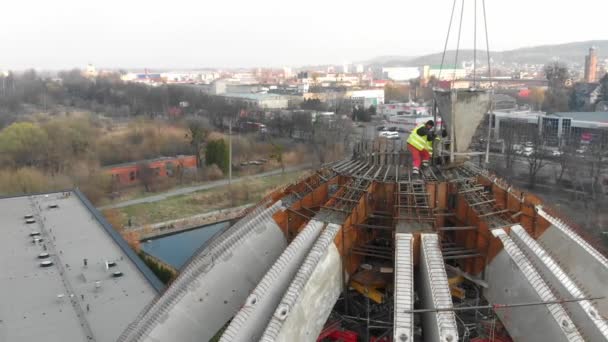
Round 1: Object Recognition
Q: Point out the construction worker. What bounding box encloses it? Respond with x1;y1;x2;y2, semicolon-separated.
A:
407;120;446;174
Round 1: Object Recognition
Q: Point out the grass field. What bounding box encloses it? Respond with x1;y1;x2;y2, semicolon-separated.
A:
114;170;306;226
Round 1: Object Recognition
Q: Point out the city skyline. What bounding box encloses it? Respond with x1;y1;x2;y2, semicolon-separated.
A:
1;0;607;70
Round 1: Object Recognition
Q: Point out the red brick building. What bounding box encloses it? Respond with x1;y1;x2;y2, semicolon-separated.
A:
105;155;197;187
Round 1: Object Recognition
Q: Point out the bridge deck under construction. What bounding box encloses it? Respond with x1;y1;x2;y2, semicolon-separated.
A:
118;141;608;342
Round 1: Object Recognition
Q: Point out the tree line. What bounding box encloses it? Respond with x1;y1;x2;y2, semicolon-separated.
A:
0;69;241;127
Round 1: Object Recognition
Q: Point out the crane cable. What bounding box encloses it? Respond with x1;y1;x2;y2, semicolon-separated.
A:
451;0;466;86
437;0;458;82
483;0;494;163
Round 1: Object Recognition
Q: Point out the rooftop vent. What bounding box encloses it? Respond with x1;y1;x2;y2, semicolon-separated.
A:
40;260;54;267
106;261;117;268
112;271;124;278
38;252;50;259
48;204;59;209
29;232;41;237
32;238;44;244
26;219;36;224
24;214;34;219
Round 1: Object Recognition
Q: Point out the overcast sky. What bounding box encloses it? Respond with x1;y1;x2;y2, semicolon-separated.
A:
1;0;606;70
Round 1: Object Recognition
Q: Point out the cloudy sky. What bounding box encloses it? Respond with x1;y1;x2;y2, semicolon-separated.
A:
1;0;605;70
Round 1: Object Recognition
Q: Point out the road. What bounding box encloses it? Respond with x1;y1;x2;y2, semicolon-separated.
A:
99;163;313;210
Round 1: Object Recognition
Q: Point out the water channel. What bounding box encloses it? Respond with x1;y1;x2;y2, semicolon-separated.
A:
141;221;230;269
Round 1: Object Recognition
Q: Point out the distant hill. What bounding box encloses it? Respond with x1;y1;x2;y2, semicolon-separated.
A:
369;40;608;67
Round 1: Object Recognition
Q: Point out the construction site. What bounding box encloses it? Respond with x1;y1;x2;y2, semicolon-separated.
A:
114;86;608;342
65;3;607;342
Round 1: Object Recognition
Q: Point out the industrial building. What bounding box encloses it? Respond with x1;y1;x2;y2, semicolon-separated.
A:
221;93;290;109
379;102;431;116
0;190;163;342
490;110;608;146
422;64;467;81
382;67;421;82
349;89;385;108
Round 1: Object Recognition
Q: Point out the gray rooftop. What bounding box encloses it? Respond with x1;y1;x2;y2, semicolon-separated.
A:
0;191;161;342
552;112;608;123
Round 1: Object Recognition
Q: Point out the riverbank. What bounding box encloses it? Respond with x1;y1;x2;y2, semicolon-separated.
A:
131;204;250;240
105;170;307;227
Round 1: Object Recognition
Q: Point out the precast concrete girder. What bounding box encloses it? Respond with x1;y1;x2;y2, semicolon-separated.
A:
510;225;608;341
536;206;608;318
489;229;584;342
394;233;415;342
419;233;459;342
119;202;286;342
260;223;344;342
220;220;327;342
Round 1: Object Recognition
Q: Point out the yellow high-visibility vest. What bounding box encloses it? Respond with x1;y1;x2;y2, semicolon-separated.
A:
407;124;428;151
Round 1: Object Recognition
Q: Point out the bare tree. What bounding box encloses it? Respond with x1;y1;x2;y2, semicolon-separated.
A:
174;160;185;185
555;142;578;184
586;130;608;200
499;119;522;172
185;117;211;168
542;62;571;113
311;114;353;165
522;130;549;189
137;162;156;192
270;142;285;174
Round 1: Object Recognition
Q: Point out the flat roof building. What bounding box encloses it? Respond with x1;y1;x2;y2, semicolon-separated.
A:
0;190;162;342
221;93;290;109
491;110;608;146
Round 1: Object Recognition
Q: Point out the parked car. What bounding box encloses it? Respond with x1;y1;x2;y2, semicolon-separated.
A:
379;131;399;139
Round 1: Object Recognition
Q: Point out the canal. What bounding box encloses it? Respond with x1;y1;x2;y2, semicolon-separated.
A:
141;221;230;269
